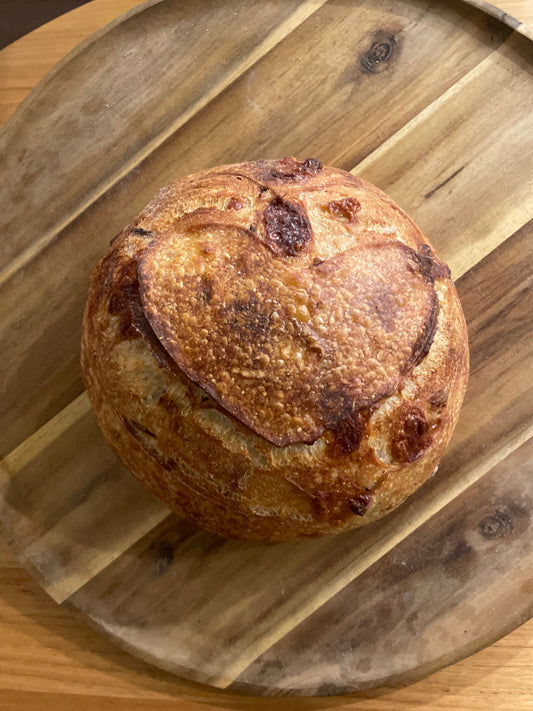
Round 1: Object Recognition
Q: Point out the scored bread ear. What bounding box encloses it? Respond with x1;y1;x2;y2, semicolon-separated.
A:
138;213;442;446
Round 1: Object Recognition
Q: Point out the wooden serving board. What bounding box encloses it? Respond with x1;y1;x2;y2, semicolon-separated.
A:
0;0;532;696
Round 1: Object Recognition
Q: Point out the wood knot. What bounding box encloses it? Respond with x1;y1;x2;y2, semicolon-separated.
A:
359;31;400;75
153;540;174;575
478;510;514;539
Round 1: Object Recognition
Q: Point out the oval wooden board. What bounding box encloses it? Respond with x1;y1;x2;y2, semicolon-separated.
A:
0;0;532;697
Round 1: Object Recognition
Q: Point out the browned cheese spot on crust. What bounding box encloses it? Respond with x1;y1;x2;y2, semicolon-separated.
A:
262;196;313;257
391;403;433;463
258;156;323;183
328;408;373;456
138;219;441;446
408;243;451;282
348;492;373;516
429;387;449;410
309;476;374;521
323;197;361;223
226;196;244;210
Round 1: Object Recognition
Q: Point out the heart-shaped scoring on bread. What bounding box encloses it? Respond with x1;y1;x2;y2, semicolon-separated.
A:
83;158;469;541
139;214;443;446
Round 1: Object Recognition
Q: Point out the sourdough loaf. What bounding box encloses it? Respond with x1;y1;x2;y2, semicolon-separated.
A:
81;157;469;541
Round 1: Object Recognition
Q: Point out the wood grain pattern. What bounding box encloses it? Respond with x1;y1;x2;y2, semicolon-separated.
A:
235;437;533;693
0;0;327;272
354;31;533;278
0;0;532;701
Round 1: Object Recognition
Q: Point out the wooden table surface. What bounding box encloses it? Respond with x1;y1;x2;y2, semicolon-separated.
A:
0;1;531;709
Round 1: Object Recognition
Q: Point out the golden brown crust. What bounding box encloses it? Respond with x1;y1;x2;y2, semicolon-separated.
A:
81;157;469;541
139;226;442;446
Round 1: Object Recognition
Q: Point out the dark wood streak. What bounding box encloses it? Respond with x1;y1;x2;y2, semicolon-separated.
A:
470;283;530;358
424;166;465;199
152;540;175;576
461;218;533;376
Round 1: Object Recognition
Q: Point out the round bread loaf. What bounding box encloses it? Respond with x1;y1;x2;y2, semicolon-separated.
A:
81;157;469;541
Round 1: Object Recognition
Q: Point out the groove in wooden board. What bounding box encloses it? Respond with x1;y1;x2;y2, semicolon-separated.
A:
0;400;169;603
232;437;533;694
0;0;520;459
352;30;533;279
0;0;145;128
467;0;533;38
65;221;533;688
1;393;91;476
0;0;328;277
0;1;149;130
